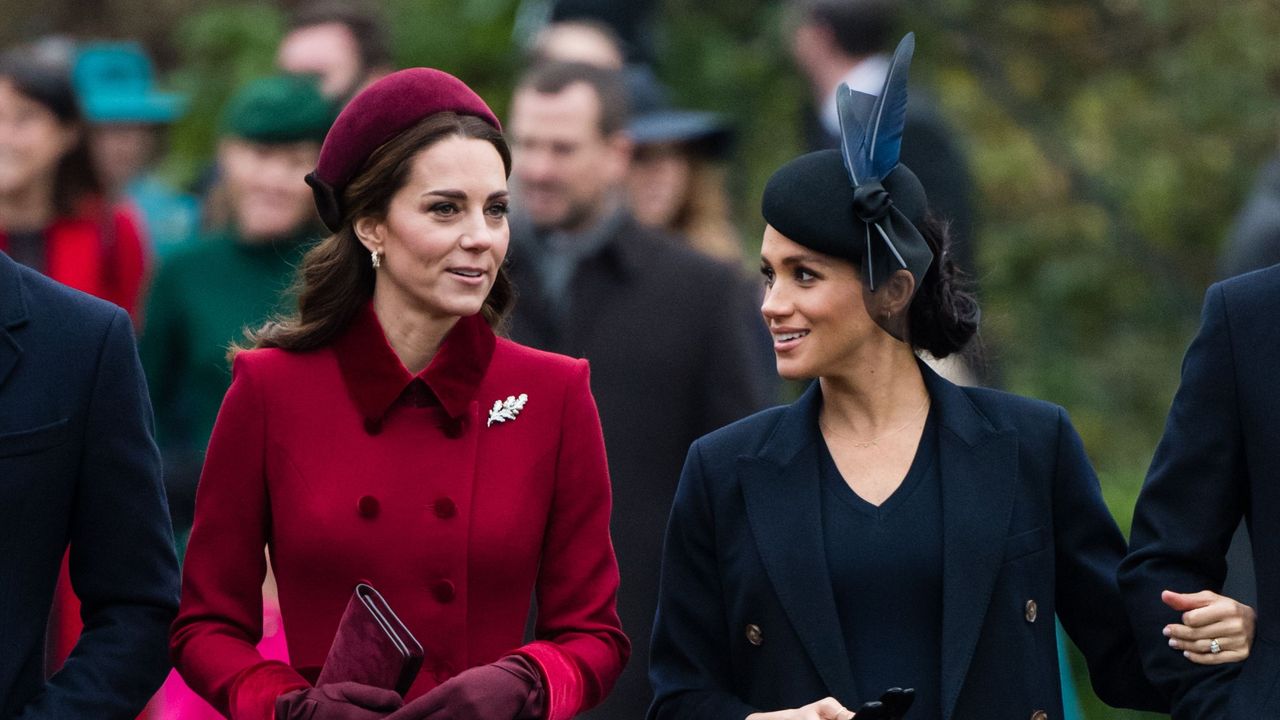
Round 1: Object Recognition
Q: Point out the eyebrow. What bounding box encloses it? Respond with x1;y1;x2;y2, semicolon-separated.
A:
421;189;510;201
761;253;831;267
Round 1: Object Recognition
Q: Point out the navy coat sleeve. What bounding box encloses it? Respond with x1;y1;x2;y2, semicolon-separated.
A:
648;440;760;720
1048;408;1167;712
1119;283;1245;718
18;308;180;719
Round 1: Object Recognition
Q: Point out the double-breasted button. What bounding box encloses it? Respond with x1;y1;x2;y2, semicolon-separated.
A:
1025;599;1038;623
363;417;382;435
357;495;380;519
432;579;456;603
745;624;763;646
443;418;465;439
1030;710;1048;720
433;497;457;519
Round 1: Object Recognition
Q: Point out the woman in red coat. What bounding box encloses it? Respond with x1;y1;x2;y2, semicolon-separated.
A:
171;68;628;720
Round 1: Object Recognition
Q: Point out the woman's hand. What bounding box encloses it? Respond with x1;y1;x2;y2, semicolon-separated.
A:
1161;589;1256;665
275;682;403;720
384;656;543;720
746;697;855;720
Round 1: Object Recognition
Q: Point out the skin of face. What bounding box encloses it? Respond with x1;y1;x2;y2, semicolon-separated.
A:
90;123;158;195
276;22;363;100
218;138;320;241
354;135;510;322
509;82;631;233
759;224;882;380
627;142;692;228
533;24;626;69
0;80;77;198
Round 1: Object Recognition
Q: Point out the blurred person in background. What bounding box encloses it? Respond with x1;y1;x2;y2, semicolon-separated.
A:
626;87;740;264
276;0;394;104
73;41;200;263
528;18;627;69
139;73;331;720
0;48;148;318
506;61;776;720
140;74;332;555
624;77;778;382
788;0;975;302
1220;149;1280;279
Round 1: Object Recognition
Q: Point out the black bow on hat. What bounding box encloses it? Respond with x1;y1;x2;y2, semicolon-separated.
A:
836;33;933;294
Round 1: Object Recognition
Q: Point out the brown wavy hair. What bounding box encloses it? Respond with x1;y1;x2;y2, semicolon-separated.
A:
243;112;514;355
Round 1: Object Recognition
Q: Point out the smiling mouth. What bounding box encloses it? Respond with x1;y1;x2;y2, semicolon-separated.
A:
774;331;809;342
448;269;485;278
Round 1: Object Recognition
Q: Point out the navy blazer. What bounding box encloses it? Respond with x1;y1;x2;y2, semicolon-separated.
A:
1120;265;1280;718
0;252;179;718
649;365;1166;720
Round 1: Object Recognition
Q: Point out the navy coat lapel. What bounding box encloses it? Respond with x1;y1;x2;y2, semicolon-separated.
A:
738;382;859;704
922;368;1020;720
0;253;29;391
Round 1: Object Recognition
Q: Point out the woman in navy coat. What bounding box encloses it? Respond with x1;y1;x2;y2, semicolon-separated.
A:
648;36;1252;720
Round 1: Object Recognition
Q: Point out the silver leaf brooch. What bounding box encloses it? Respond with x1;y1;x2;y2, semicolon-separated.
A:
487;393;529;427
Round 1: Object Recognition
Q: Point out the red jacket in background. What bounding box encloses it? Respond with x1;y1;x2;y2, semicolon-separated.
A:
171;304;629;720
0;200;149;320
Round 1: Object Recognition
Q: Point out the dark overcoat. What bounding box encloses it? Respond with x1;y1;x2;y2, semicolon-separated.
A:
649;366;1167;720
506;215;776;718
1120;264;1280;718
0;251;178;718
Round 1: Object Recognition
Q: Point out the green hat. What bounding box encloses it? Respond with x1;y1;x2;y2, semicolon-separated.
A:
220;74;334;144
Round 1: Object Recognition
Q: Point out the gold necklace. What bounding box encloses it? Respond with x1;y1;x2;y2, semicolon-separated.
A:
820;395;931;449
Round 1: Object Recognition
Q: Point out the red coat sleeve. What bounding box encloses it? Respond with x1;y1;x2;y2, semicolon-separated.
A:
170;353;309;720
516;362;630;720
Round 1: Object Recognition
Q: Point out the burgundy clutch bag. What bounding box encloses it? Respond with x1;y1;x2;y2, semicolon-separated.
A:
316;583;425;696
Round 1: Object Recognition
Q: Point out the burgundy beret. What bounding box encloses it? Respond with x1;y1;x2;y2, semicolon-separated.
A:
305;67;501;231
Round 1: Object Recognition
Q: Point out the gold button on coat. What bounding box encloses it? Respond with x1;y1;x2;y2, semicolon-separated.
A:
745;624;763;646
1024;599;1038;623
1031;710;1048;720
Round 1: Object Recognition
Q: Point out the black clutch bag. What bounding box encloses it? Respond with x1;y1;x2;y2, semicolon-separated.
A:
852;687;915;720
315;583;425;696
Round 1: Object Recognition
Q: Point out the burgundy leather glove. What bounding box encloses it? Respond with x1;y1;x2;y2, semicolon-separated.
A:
275;681;404;720
384;655;544;720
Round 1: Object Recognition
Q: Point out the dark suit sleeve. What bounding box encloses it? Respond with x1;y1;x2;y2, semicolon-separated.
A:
1119;284;1245;718
648;441;759;720
1050;407;1167;713
18;308;180;720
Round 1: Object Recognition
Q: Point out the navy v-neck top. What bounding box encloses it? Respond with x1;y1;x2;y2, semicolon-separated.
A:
820;408;943;718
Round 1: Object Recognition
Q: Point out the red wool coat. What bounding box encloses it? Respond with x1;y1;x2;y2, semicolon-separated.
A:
171;303;629;720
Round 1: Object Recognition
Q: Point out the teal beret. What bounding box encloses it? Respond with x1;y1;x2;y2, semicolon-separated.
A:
221;75;334;144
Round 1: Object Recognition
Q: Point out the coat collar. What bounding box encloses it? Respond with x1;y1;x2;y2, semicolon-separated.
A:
0;252;30;391
333;301;496;423
740;362;1018;716
0;251;30;329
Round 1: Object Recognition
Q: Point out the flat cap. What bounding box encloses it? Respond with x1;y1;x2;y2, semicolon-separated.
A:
221;74;333;144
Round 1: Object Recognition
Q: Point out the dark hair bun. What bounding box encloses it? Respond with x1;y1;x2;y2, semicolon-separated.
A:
907;214;980;358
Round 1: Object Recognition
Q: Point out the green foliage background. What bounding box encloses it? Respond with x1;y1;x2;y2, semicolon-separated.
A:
4;1;1278;717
